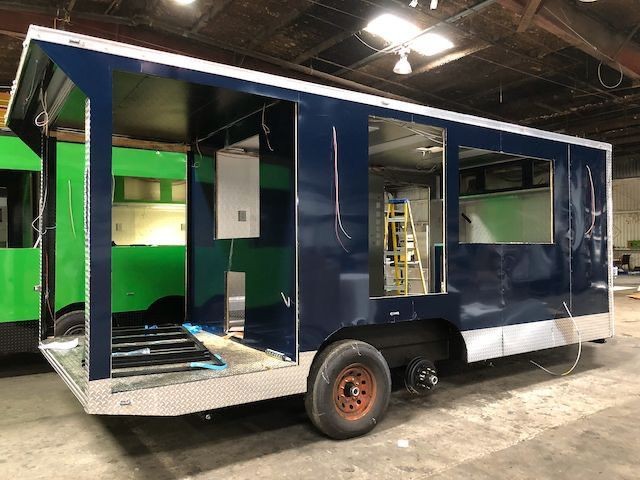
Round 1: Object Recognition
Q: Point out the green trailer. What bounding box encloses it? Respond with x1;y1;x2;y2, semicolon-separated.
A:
0;134;186;354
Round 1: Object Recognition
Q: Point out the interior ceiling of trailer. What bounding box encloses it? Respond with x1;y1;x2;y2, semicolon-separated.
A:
369;118;444;169
55;72;272;142
1;1;640;163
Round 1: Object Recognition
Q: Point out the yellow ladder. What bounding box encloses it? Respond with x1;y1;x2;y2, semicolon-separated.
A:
384;198;427;295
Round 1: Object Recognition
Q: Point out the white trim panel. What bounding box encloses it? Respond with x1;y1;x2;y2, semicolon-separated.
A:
463;313;612;362
9;26;611;152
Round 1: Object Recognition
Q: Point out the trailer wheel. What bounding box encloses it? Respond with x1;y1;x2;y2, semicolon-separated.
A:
54;310;85;336
305;340;391;439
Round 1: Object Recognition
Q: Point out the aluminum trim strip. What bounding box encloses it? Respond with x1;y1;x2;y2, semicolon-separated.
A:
83;351;315;416
462;313;612;362
606;149;615;335
11;26;612;152
40;346;88;407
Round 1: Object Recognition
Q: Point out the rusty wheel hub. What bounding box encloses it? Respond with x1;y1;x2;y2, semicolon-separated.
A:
334;363;376;420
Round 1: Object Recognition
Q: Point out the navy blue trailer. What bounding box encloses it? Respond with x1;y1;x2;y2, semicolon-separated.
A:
7;27;612;439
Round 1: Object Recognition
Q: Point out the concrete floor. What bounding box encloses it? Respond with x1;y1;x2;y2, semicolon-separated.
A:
1;284;639;480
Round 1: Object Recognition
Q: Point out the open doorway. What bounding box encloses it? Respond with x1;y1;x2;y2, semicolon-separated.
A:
368;116;446;297
106;72;297;391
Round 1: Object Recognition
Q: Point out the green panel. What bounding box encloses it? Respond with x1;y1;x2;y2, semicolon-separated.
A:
193;155;293;310
261;164;291;190
54;142;187;313
459;189;552;243
54;143;86;311
0;136;41;172
233;245;292;308
0;137;40;323
0;249;40;322
112;246;185;312
0;138;187;322
56;143;187;180
113;147;186;180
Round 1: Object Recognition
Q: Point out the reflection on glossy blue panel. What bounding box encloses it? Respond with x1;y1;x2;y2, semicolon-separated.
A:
570;145;608;316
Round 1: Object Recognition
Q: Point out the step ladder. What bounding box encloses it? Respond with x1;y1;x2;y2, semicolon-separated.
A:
384;198;427;295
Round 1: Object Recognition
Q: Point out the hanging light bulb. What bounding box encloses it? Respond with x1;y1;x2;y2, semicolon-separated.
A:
393;48;412;75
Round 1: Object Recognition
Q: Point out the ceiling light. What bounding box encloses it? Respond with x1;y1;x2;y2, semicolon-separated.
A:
393;49;412;75
173;0;196;5
365;13;453;56
409;0;418;7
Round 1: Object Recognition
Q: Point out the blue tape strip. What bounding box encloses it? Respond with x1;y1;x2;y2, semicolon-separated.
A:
190;355;227;371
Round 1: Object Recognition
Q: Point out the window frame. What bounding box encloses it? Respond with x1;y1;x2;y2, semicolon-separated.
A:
458;148;555;245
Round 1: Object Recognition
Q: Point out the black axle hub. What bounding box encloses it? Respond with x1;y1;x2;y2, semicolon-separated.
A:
404;357;438;395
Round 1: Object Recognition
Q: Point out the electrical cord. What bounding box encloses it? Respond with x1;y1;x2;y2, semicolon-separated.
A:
597;61;624;89
34;88;49;134
530;302;582;376
261;104;274;152
585;165;596;237
332;126;351;252
68;180;77;239
354;33;385;53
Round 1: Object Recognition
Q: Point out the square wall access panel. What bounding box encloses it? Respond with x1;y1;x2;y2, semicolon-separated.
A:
216;151;260;239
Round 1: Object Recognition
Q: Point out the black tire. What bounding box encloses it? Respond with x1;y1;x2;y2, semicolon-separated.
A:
54;310;85;336
305;340;391;439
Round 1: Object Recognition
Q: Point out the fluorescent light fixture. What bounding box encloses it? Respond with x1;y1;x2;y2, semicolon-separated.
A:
174;0;196;5
365;13;453;56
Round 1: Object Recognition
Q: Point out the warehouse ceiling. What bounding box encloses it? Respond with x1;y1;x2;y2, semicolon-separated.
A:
1;0;640;163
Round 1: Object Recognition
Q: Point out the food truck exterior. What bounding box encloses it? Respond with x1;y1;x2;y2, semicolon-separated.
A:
6;26;612;439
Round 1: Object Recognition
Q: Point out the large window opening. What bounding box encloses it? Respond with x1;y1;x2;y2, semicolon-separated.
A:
368;116;446;297
459;147;553;244
0;169;37;248
112;176;186;246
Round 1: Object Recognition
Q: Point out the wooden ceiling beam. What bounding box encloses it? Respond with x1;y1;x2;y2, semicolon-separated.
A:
405;42;492;78
293;28;362;64
246;4;313;50
190;0;234;34
516;0;543;33
104;0;122;15
499;0;640;79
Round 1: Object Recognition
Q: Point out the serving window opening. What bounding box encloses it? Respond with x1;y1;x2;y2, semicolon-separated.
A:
368;116;446;297
112;176;186;246
458;147;553;244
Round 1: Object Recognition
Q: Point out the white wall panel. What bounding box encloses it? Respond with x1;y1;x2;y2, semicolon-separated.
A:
612;178;640;213
612;178;640;268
